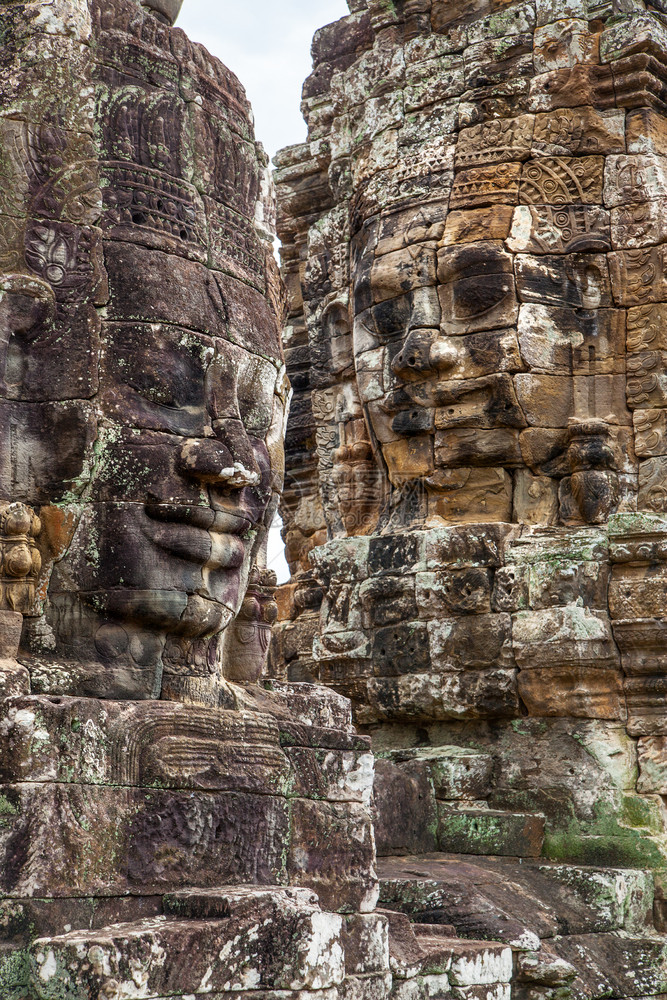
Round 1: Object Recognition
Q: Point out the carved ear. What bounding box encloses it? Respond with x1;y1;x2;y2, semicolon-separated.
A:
0;273;55;341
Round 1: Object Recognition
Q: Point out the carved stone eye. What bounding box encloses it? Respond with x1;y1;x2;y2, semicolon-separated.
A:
437;243;518;335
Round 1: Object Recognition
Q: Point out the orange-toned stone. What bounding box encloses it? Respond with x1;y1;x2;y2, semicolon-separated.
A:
427;467;513;523
519;667;625;719
441;205;515;245
532;106;624;156
455;115;535;169
383;435;434;483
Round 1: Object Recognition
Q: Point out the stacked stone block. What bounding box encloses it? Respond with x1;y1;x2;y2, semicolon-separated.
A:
274;0;667;995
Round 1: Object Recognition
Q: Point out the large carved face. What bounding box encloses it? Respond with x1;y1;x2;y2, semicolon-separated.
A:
0;0;286;697
332;8;654;532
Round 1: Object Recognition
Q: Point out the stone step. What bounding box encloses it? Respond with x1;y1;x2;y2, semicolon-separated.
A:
381;907;512;999
379;746;495;801
437;808;545;858
378;853;654;948
28;887;347;1000
546;931;667;1000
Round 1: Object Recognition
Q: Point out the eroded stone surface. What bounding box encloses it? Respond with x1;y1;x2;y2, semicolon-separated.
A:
273;1;667;997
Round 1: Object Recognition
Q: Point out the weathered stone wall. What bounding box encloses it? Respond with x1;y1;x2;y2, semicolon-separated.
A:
275;0;667;995
0;3;395;997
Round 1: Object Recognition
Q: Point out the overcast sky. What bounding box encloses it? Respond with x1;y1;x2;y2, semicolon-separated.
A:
177;1;349;579
177;0;349;162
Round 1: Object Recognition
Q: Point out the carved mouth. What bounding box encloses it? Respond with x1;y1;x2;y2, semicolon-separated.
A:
143;503;252;568
144;503;252;536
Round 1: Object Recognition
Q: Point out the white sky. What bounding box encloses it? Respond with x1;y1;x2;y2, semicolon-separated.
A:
177;1;349;580
177;0;350;162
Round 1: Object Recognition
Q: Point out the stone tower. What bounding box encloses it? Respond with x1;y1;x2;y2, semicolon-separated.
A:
0;1;389;996
274;0;667;992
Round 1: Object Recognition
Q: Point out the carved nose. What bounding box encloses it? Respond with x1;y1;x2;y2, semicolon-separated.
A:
391;331;435;378
178;419;261;488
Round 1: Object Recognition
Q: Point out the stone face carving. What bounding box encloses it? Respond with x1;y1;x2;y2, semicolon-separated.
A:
0;3;392;998
274;0;667;994
0;0;288;705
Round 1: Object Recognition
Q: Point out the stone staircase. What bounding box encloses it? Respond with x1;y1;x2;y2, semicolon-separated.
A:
384;911;513;1000
372;742;667;1000
20;887;353;1000
377;852;667;1000
6;883;518;1000
374;745;547;861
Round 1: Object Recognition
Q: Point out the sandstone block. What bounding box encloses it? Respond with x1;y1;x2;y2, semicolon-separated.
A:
435;429;523;469
438;243;518;335
373;622;430;677
361;674;446;723
382;908;426;980
427;468;514;524
533;21;598;73
520;156;604;205
455;116;534;169
599;10;667;63
506;204;611;254
625;673;667;736
522;557;608;610
432;375;526;430
605;154;667;208
383;436;435;484
360;575;418;627
548;933;667;1000
442;206;515;245
0;783;289;897
518;666;625;719
449;164;522;210
428;614;513;671
492;564;531;612
513;373;573;427
515;253;611;308
517;303;625;374
416;568;493;617
343;972;395;1000
609;246;667;306
637;737;667;793
438;807;545;858
611;199;667;250
370;245;438;304
30;897;345;997
440;669;520;719
285;747;374;805
627;108;667;156
512;469;560;526
368;533;425;577
612;617;667;679
512;605;621;670
373;757;438;856
639;456;667;511
381;746;494;801
633;408;667;456
425;523;513;569
448;941;513;985
528;65;615;114
627;302;667;351
508;526;609;564
288;798;378;912
609;565;667;619
0;696;292;792
343;913;390;975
